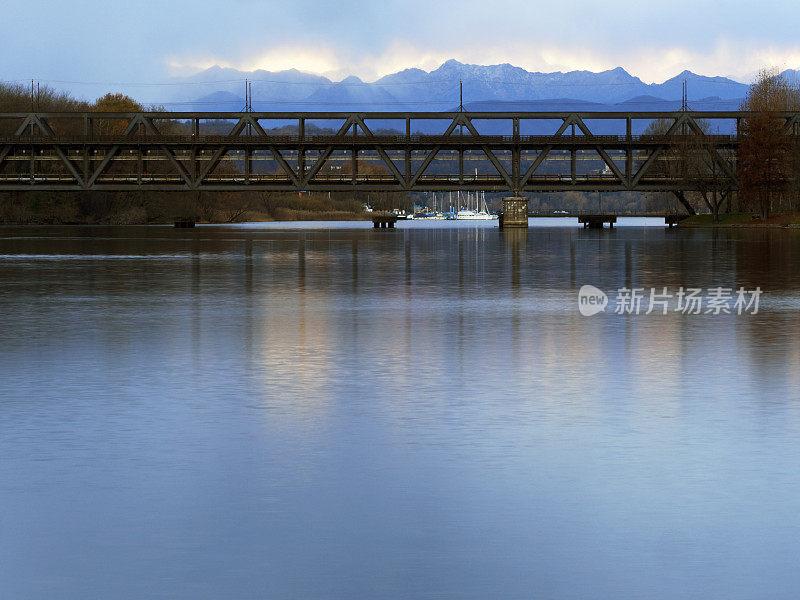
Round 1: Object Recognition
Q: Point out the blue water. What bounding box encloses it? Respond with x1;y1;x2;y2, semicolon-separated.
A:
2;221;800;599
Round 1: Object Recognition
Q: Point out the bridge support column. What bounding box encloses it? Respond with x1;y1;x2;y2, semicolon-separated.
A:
500;196;528;228
371;214;397;229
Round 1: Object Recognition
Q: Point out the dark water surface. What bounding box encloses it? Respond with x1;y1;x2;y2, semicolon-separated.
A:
2;220;800;599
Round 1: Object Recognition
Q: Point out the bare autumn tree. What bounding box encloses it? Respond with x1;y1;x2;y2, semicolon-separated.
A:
0;82;89;135
644;116;737;221
682;124;737;222
791;131;800;213
738;68;800;219
644;119;735;221
641;119;686;214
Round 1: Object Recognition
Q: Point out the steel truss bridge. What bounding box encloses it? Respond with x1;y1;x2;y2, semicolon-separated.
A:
0;111;797;193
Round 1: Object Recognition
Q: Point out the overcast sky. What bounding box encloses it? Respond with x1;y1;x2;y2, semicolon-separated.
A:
3;0;799;99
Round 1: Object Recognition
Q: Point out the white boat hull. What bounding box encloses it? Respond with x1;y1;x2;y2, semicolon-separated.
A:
455;212;498;220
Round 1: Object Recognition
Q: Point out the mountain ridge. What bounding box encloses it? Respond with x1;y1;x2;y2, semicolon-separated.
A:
169;59;791;111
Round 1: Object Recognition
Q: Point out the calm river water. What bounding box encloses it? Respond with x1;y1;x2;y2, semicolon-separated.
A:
2;219;800;599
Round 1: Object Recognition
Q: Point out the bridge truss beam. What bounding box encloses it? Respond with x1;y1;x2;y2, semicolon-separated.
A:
0;110;790;193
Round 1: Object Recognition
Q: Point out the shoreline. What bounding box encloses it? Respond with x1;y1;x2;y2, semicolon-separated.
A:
677;213;800;228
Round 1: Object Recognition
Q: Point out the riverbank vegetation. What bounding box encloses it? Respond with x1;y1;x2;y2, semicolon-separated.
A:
679;212;800;227
0;189;390;224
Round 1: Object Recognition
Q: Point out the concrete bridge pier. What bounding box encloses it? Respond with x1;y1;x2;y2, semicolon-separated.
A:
579;215;617;229
500;196;529;229
372;214;397;229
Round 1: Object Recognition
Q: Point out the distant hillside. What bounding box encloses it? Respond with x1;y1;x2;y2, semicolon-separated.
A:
169;59;756;112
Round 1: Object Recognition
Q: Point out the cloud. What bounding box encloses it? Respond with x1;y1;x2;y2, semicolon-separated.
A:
166;40;453;82
167;45;343;77
165;37;800;84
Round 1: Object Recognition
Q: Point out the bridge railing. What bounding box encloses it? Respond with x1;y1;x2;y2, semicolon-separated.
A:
0;133;742;144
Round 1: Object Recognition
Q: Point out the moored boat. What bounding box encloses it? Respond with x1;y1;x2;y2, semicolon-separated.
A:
454;191;498;220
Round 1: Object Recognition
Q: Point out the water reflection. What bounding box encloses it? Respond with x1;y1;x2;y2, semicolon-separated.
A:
2;223;800;600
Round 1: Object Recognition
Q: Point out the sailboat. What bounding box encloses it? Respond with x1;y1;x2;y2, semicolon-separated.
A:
455;191;498;220
414;193;446;219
